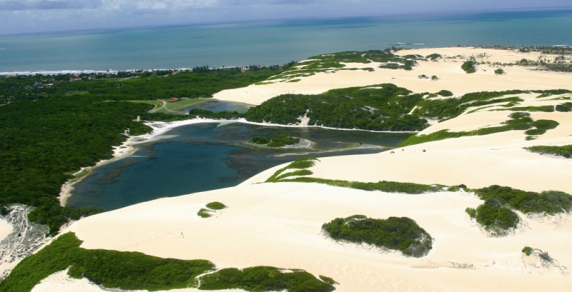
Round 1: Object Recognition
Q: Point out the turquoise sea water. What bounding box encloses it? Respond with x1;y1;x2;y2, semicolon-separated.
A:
1;10;571;73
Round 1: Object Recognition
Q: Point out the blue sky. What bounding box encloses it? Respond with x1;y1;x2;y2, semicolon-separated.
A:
0;0;570;35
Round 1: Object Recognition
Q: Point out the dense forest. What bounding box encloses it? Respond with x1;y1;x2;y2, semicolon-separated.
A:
245;84;429;131
1;65;291;104
242;85;570;131
0;65;289;234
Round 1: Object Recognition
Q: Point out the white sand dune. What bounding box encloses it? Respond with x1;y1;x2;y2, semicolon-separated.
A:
30;48;572;291
214;47;572;106
0;218;12;243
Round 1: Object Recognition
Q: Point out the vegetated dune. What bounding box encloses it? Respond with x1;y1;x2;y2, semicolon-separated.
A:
28;48;572;291
213;47;572;105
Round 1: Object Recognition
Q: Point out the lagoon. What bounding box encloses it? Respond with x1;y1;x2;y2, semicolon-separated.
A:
67;122;411;211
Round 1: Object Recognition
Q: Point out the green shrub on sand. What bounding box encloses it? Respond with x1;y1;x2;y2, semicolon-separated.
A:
322;215;433;257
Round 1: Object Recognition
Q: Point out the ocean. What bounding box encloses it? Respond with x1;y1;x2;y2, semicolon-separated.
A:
1;9;572;73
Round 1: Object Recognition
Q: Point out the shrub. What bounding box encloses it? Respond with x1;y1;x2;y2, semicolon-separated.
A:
448;184;468;192
322;215;433;257
198;266;335;292
197;208;212;218
319;275;338;285
399;113;558;147
206;202;226;210
0;233;215;291
555;102;572;112
461;61;476;73
431;75;439;80
437;90;453;97
473;185;572;215
350;181;444;194
426;53;442;61
526;145;572;158
494;68;505;75
266;157;317;182
465;207;477;218
522;246;534;256
475;199;520;236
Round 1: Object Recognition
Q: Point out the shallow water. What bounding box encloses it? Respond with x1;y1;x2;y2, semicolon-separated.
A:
67;122;411;211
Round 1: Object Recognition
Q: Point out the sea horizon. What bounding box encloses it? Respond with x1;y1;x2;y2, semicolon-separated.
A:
1;8;572;73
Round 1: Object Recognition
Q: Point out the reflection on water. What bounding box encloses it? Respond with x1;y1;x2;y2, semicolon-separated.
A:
184;100;251;114
67;122;411;211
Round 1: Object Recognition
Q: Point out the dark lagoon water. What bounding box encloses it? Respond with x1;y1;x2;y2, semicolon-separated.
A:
67;122;411;211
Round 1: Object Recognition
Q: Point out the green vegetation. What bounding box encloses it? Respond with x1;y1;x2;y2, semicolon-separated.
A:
461;61;477;73
322;215;433;257
0;232;215;291
520;246;557;266
267;159;458;195
467;185;572;236
494;68;505;75
379;61;415;71
251;134;300;147
245;84;429;131
437;90;453;97
198;202;227;218
319;275;338;285
506;105;554;112
265;157;317;182
282;177;449;195
399;112;559;147
0;97;154;234
1;232;334;292
199;267;335;292
526;145;572;158
431;75;439;80
555;102;572;112
205;201;226;210
474;185;572;215
473;199;520;236
413;90;529;121
426;53;442;61
270;49;419;81
522;246;534;256
0;65;288;234
465;207;477;218
2;66;289;103
197;208;212;218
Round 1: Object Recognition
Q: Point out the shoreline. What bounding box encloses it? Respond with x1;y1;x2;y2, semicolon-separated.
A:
58;117;416;206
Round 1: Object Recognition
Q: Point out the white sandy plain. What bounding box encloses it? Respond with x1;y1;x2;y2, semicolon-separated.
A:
214;47;572;105
32;47;572;291
0;218;12;243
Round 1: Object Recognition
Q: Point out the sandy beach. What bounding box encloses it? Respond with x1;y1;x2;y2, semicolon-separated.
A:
21;47;572;291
